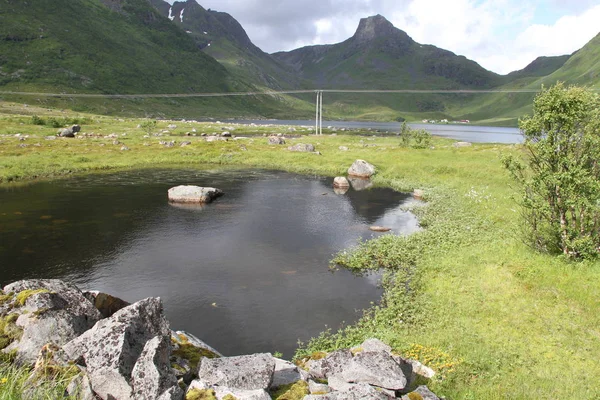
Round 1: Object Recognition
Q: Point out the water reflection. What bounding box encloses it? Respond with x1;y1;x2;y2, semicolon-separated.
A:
0;168;420;357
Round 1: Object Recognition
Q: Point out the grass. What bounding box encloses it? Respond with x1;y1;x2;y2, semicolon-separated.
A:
0;362;73;399
1;102;599;399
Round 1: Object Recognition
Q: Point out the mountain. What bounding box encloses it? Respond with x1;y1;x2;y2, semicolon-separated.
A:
273;15;503;90
149;0;301;89
0;0;237;94
505;54;571;83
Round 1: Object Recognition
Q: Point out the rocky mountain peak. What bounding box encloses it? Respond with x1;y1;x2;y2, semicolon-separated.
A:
353;14;398;42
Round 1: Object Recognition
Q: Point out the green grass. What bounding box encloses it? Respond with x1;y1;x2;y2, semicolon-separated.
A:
0;362;73;399
1;102;600;399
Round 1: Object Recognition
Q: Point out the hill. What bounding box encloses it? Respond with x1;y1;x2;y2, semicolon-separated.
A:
149;0;302;89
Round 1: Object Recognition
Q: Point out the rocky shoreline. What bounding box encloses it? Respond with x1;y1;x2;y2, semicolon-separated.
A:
0;279;441;400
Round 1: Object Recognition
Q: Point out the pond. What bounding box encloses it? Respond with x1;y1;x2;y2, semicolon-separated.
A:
0;168;420;357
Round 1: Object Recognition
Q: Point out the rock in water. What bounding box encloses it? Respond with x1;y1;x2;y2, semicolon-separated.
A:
168;186;224;204
369;226;391;232
288;143;315;152
348;160;376;178
333;177;350;188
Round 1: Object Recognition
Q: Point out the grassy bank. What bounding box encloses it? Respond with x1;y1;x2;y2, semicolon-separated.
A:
1;103;599;399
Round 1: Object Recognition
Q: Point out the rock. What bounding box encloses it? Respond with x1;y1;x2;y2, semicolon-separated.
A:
173;331;222;357
339;146;348;151
201;133;207;137
304;383;389;400
131;335;184;400
413;189;425;199
369;226;391;232
308;379;331;394
205;136;227;142
272;358;303;389
60;128;75;138
333;351;407;390
408;359;435;379
2;279;102;365
168;124;177;129
167;186;224;204
355;338;392;354
71;125;81;133
197;353;275;391
188;380;271;400
333;177;350;188
401;385;440;400
268;136;285;145
287;143;315;152
60;298;171;400
120;146;130;151
83;290;130;318
348;160;376;178
348;177;373;191
333;187;349;195
453;141;472;147
221;131;231;137
306;349;352;380
67;373;96;400
180;141;192;147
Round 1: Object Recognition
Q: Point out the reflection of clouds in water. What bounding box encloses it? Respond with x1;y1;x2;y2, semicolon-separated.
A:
373;205;421;234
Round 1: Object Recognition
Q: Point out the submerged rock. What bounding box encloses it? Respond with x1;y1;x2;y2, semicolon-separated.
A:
168;186;224;204
348;160;375;178
333;177;350;188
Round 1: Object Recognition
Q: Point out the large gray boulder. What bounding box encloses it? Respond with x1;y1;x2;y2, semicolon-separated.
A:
2;279;101;365
131;336;184;400
59;128;75;138
272;357;305;389
306;349;353;380
168;186;224;204
332;351;407;391
188;380;271;400
348;160;376;178
61;297;173;400
268;136;285;145
197;353;275;391
288;143;315;152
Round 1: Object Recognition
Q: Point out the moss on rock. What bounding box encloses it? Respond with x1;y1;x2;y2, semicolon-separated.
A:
0;313;23;350
270;380;309;400
186;388;217;400
15;289;51;306
172;333;219;373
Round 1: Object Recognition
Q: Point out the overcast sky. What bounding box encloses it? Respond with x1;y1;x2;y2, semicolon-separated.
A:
166;0;600;75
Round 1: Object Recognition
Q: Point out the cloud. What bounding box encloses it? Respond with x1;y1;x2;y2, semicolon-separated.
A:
166;0;599;74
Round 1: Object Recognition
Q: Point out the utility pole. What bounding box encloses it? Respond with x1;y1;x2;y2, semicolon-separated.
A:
315;90;323;135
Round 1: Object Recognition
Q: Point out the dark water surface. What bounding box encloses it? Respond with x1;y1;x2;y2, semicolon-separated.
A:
231;119;523;144
0;169;420;357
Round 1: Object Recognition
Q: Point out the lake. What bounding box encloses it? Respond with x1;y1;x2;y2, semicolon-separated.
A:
0;168;420;357
229;119;523;144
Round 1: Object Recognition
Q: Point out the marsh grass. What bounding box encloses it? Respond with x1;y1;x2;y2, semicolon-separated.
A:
1;103;599;399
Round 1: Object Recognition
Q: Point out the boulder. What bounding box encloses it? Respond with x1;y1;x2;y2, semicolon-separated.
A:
268;136;285;145
197;353;275;391
348;160;375;178
332;351;407;391
221;131;231;137
306;349;352;380
205;136;228;142
333;177;350;188
304;383;389;400
348;177;373;191
272;357;304;389
355;338;392;354
401;385;440;400
131;336;184;400
2;279;101;365
453;141;472;147
188;380;271;400
60;297;172;400
83;290;130;319
71;125;81;133
167;186;224;204
308;379;331;394
59;128;75;138
287;143;315;152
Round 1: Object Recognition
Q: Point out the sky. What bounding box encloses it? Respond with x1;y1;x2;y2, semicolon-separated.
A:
166;0;600;75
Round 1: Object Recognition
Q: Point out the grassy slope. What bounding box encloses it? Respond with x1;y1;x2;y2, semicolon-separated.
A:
0;103;599;398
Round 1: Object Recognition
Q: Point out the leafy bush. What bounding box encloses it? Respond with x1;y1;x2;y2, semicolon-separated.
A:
503;83;600;258
29;116;91;128
398;122;432;149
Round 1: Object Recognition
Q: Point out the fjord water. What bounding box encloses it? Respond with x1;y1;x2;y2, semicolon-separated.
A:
0;169;419;357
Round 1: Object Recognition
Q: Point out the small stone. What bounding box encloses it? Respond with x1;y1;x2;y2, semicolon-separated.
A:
338;146;348;151
333;177;350;188
369;226;391;232
167;186;224;204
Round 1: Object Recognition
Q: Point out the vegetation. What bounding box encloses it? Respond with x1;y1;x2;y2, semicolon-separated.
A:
504;84;600;258
1;99;600;399
0;362;74;399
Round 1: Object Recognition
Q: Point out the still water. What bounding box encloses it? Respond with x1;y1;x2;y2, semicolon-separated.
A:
231;119;523;144
0;169;420;357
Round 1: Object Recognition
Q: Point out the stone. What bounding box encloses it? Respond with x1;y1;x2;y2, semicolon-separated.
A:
180;141;192;147
348;160;376;178
120;146;130;151
2;279;102;365
268;136;285;145
413;189;425;199
83;290;130;318
308;379;331;394
369;226;392;232
197;353;275;391
188;380;271;400
272;358;303;389
205;136;227;142
355;338;392;354
60;128;75;138
173;330;223;357
333;351;407;390
131;335;184;400
71;125;81;133
221;131;231;137
333;177;350;189
287;143;315;152
401;385;440;400
306;349;352;380
453;141;472;147
348;177;373;191
304;383;389;400
168;124;177;129
408;359;435;379
339;146;349;151
60;298;171;400
167;186;224;204
67;373;96;400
